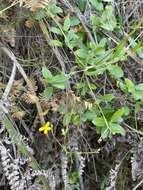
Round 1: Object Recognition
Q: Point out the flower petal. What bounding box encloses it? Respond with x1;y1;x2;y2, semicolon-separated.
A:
39;121;53;134
39;126;45;132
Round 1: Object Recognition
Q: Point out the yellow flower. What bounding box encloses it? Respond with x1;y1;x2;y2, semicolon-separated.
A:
39;122;53;135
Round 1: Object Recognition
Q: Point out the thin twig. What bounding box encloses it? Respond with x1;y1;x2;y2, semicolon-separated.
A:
2;61;16;101
0;45;45;125
132;179;143;190
62;0;143;65
61;0;96;45
39;20;66;73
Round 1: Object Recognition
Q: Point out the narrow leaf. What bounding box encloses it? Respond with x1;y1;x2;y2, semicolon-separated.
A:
64;16;71;31
110;107;125;123
75;49;88;59
49;40;63;47
125;78;135;93
135;83;143;91
110;123;126;136
108;65;124;79
44;87;53;100
63;113;71;126
92;117;105;127
42;67;53;80
50;27;63;35
99;94;115;102
89;0;103;11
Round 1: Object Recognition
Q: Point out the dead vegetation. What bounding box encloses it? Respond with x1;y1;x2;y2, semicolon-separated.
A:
0;0;143;190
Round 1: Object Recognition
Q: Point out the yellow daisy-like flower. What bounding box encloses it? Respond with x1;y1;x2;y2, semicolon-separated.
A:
39;122;53;135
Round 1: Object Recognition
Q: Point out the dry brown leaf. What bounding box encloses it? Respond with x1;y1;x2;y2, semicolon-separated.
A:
39;97;49;110
4;28;16;47
22;92;39;104
23;0;50;11
50;99;58;112
39;109;49;116
13;79;24;87
12;111;26;119
29;79;38;92
84;101;93;110
25;19;35;28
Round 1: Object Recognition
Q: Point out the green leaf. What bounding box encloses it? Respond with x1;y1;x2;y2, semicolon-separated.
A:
35;10;47;20
92;117;105;127
85;67;106;76
117;81;126;92
70;16;80;26
125;78;135;93
132;41;142;52
123;106;130;116
44;87;53;100
138;47;143;59
110;123;126;136
132;90;143;100
72;115;81;126
108;65;124;79
83;111;96;121
63;113;71;126
100;6;117;31
90;83;97;90
75;82;86;89
113;42;126;61
91;15;100;31
75;48;88;59
135;83;143;91
89;0;103;11
49;5;63;14
135;102;141;113
110;107;125;123
51;74;67;89
102;0;113;2
79;0;86;11
65;30;80;49
100;127;109;139
49;40;63;47
51;74;67;83
129;38;143;58
42;67;53;80
50;27;63;35
99;38;107;47
99;94;115;102
52;83;66;89
64;16;71;31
